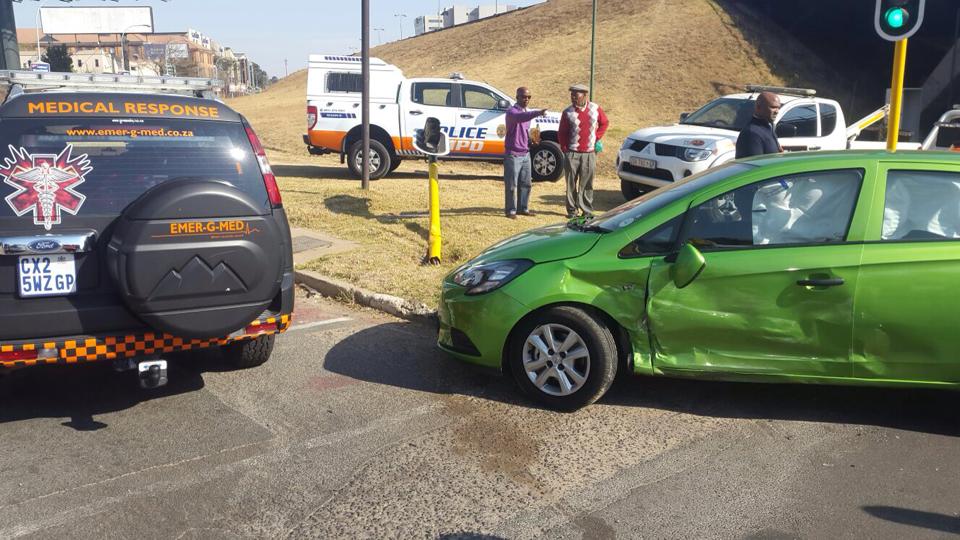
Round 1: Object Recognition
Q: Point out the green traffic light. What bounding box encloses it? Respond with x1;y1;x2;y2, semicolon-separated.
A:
885;7;908;29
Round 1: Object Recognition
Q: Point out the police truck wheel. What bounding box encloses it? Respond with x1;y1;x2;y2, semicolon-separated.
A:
347;140;391;180
389;158;403;173
224;334;275;369
531;141;564;182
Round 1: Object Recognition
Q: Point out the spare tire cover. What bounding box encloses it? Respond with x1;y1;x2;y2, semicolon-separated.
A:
107;179;283;339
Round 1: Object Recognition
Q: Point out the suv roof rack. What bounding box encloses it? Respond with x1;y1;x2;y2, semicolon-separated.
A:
0;70;223;100
745;85;816;97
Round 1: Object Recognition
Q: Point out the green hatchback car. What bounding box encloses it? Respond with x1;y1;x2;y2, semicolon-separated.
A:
438;150;960;410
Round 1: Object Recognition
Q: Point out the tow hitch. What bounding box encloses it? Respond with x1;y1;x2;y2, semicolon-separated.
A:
112;357;169;388
138;360;168;389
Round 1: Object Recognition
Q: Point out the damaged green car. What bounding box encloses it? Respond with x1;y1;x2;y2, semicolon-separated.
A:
438;150;960;410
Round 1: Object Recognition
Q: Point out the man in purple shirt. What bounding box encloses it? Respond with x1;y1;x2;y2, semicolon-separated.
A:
503;87;546;218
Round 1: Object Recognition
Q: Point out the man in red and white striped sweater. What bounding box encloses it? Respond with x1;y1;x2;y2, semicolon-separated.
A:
558;83;609;219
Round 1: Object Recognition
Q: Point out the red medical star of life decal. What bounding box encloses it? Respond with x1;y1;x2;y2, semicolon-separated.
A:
0;145;92;230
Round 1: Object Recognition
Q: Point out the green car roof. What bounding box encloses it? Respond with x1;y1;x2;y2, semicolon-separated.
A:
741;149;960;167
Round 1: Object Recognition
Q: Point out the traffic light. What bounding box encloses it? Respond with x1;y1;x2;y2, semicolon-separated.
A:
875;0;926;41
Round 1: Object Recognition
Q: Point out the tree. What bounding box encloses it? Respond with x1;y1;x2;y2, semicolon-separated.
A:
42;45;73;73
251;62;269;89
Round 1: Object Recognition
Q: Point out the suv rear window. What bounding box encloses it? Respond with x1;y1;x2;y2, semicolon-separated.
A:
0;118;269;217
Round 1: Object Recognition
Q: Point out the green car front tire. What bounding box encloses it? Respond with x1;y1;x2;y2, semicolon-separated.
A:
508;306;618;411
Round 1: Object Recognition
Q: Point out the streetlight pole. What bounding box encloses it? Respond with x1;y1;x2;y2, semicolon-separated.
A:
394;13;407;40
0;0;18;70
362;0;371;190
35;5;41;63
120;23;150;73
589;0;597;99
373;27;384;45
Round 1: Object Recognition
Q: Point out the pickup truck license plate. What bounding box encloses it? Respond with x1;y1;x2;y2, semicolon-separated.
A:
18;254;77;298
630;157;657;169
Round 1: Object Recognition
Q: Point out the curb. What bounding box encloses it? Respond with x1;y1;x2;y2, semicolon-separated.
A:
294;270;438;324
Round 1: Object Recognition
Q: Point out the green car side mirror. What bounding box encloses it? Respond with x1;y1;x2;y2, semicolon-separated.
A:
671;243;706;289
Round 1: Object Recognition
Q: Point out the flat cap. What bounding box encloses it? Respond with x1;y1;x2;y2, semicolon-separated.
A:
569;83;589;93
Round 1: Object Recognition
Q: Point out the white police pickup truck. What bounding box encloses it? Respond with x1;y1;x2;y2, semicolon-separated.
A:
304;55;564;181
617;86;895;200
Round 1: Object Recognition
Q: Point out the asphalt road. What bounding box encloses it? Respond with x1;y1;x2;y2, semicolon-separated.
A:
1;292;958;539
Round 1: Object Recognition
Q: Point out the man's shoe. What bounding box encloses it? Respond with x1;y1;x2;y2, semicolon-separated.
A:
519;210;536;216
506;213;517;219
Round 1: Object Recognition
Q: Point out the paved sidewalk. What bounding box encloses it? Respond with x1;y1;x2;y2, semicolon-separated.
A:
289;227;358;266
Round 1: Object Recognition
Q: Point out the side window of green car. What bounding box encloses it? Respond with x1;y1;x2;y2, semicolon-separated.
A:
882;170;960;241
619;215;682;258
681;169;863;249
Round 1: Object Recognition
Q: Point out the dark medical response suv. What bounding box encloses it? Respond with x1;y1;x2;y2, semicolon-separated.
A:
0;71;293;381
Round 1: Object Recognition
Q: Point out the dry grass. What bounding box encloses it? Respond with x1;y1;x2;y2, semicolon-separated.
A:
226;0;843;306
277;155;624;307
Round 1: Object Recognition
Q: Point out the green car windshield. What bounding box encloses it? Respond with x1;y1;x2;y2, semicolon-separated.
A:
589;163;755;231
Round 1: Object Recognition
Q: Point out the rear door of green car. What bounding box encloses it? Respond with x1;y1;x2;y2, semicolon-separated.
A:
853;161;960;382
646;163;874;378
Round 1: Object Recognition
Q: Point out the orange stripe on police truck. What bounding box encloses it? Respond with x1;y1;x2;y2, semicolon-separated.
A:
309;130;347;150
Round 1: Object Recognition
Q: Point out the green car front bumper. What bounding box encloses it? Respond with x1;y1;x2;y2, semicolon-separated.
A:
437;281;530;370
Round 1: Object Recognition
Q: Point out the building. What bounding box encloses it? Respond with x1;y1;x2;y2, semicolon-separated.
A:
15;27;259;94
414;15;443;36
468;4;516;21
442;6;469;28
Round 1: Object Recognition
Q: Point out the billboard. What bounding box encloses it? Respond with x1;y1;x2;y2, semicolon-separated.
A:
39;7;154;34
143;43;167;63
166;43;189;60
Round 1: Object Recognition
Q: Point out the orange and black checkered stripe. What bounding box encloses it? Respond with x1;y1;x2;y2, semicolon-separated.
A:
0;313;291;369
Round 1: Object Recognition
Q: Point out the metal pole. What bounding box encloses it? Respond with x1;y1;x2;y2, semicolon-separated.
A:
361;0;370;190
589;0;597;98
887;38;908;152
36;6;41;63
427;157;441;264
0;0;20;70
952;7;959;106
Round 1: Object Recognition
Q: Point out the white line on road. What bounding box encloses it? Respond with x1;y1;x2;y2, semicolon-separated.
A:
286;317;353;333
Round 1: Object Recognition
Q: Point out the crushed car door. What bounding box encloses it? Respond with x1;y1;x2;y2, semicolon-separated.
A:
646;168;869;378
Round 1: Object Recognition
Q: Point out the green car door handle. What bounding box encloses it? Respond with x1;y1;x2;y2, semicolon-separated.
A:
796;278;844;287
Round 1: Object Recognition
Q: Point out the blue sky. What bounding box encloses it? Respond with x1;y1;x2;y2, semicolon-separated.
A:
13;0;542;78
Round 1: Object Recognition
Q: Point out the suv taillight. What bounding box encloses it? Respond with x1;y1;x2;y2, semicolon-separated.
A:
307;105;318;130
244;124;282;207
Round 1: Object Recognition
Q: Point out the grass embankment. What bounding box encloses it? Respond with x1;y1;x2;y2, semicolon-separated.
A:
277;155;624;307
228;0;842;307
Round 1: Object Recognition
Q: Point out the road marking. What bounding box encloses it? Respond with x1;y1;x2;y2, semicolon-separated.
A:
286;317;353;333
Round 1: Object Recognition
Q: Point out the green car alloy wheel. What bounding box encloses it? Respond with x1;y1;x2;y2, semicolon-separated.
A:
439;150;960;410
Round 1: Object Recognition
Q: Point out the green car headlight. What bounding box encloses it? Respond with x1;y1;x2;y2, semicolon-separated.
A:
452;259;534;295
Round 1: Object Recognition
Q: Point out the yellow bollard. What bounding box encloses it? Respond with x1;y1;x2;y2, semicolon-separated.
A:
886;38;908;152
426;159;441;264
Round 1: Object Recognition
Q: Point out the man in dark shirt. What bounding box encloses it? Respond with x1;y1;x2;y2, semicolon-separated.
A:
735;91;783;159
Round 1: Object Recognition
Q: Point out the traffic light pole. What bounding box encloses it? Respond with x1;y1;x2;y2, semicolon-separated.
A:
886;38;908;152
